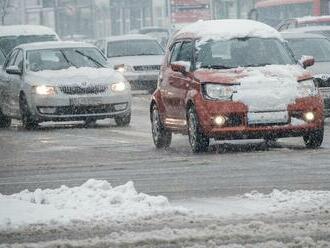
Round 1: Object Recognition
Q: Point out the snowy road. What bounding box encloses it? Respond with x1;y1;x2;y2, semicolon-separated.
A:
1;95;330;198
1;95;330;247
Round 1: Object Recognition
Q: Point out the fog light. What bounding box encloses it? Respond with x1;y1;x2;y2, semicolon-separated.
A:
214;115;226;126
114;103;127;111
304;112;315;122
39;107;56;114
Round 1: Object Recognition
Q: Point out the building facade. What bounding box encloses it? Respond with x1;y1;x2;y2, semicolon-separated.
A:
212;0;256;19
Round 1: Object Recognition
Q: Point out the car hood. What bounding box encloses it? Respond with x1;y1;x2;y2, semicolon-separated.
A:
26;67;125;86
194;64;312;112
107;55;164;67
306;61;330;76
194;64;311;84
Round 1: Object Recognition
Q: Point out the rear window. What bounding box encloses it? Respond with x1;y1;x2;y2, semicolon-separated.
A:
107;39;163;58
0;35;58;56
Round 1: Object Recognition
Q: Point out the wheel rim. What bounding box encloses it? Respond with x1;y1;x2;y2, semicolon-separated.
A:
188;111;197;147
152;107;161;142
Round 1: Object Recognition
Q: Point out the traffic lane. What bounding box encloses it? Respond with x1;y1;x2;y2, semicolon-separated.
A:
0;96;330;199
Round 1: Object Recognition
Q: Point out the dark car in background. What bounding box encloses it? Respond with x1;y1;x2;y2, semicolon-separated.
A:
283;32;330;117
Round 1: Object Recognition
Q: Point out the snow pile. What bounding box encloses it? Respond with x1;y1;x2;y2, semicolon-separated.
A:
0;179;186;229
177;19;282;41
176;189;330;218
233;65;304;112
0;25;57;37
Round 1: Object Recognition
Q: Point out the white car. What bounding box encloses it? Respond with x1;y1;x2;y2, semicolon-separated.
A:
0;41;132;129
0;25;59;59
96;34;164;93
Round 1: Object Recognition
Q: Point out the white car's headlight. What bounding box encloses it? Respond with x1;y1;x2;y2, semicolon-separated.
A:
111;82;126;92
35;85;56;96
115;64;134;73
203;83;235;100
297;79;318;97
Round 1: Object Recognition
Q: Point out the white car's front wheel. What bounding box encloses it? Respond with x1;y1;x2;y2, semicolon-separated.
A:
114;112;131;127
19;94;38;130
0;108;11;128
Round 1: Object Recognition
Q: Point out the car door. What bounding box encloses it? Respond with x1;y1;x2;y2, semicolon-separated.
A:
161;41;182;120
7;49;24;117
165;40;194;125
0;50;18;116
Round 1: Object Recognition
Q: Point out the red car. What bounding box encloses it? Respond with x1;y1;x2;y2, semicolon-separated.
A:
150;20;324;153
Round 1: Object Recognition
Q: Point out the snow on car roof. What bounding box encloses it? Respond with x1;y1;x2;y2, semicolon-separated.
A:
104;34;158;42
176;19;283;41
17;41;95;51
281;32;326;39
295;15;330;23
0;25;58;37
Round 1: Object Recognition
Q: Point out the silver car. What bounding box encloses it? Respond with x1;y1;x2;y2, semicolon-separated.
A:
282;32;330;117
0;41;132;129
95;34;164;93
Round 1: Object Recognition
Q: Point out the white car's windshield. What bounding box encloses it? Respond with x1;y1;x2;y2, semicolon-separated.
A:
27;47;106;72
287;38;330;62
196;38;295;69
107;40;164;58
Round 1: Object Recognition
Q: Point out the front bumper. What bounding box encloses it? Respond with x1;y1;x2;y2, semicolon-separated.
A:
195;95;324;139
30;92;131;122
124;71;159;91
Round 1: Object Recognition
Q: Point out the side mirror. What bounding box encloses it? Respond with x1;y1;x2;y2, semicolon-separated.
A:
6;65;22;75
299;55;315;69
171;61;191;74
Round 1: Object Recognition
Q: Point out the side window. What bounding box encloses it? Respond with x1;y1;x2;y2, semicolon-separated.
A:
169;42;181;64
14;50;23;70
4;50;18;69
288;20;297;29
177;41;194;63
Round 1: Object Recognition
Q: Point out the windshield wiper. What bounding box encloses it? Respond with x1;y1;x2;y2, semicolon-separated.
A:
244;63;271;67
201;65;233;69
75;50;105;68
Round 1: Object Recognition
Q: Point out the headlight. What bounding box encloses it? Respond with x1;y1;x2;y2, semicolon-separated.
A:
297;79;318;98
35;85;56;96
203;83;235;100
115;64;133;73
111;82;126;92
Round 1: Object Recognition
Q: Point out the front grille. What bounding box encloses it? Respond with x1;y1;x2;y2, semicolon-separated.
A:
133;65;161;71
60;85;108;95
38;104;114;115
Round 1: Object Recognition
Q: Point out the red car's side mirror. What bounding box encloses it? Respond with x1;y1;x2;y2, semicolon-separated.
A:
171;61;191;74
299;55;315;69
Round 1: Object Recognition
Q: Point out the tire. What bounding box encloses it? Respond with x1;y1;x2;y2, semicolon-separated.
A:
19;94;38;130
303;128;324;149
187;106;209;153
0;108;11;128
114;112;131;127
151;104;172;148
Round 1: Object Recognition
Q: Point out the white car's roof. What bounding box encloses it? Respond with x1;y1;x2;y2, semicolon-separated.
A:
17;41;96;51
176;19;283;41
104;34;158;42
0;25;58;37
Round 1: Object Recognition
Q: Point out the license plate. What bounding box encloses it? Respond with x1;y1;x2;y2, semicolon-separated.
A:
70;97;102;106
248;111;289;125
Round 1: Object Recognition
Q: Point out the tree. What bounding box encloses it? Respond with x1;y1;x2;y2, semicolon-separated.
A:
0;0;11;25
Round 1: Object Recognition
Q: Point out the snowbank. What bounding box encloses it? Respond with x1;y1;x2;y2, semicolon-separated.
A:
0;179;186;230
176;189;330;218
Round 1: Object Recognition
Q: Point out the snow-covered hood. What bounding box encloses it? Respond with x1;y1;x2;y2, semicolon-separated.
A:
194;64;311;84
306;61;330;77
26;67;125;86
107;55;164;68
195;65;313;112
